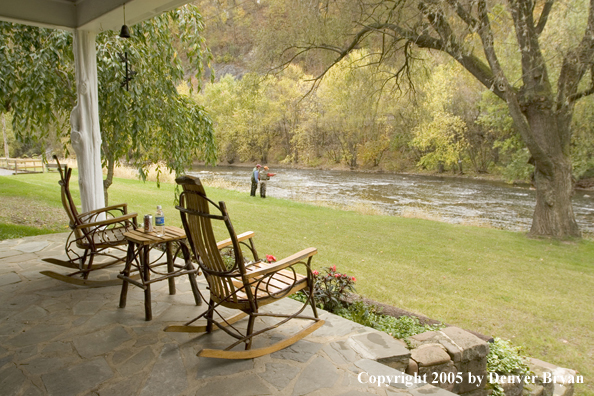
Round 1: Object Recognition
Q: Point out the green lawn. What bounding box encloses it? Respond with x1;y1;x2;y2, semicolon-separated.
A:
1;172;593;395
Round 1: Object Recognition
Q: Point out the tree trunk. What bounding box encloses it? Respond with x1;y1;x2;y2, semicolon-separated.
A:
103;156;115;207
522;106;581;238
530;157;580;238
2;113;8;159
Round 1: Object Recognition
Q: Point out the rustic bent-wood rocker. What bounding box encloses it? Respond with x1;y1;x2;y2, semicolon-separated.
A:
41;156;138;287
165;175;324;359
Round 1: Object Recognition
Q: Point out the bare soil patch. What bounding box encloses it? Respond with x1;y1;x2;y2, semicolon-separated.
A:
0;196;69;232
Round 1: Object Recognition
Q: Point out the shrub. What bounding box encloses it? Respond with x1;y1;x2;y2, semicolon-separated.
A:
312;265;357;312
486;338;531;396
335;301;443;342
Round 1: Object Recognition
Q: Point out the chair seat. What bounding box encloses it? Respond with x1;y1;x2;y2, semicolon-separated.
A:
242;267;307;298
75;226;129;250
217;266;307;309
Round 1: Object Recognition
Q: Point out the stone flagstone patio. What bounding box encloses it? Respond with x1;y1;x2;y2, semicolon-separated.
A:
0;233;456;396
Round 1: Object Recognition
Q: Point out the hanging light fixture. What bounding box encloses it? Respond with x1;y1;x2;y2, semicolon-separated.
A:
118;2;136;91
119;3;131;39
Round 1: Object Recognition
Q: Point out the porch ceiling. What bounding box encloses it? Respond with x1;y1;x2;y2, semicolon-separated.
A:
0;0;190;32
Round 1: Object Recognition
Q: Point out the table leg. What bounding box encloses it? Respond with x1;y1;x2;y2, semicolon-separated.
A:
181;242;202;306
143;245;152;321
119;241;135;308
166;241;176;295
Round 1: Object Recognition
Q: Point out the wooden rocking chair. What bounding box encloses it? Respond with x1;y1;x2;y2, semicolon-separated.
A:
41;156;138;287
165;175;324;359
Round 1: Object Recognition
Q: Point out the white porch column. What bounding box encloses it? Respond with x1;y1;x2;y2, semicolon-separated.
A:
70;29;105;213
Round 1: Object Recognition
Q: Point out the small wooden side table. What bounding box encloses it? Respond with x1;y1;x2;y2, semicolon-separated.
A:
118;226;202;320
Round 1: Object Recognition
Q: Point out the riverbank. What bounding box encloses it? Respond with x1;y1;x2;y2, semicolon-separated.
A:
189;164;594;235
1;172;593;395
193;160;594;191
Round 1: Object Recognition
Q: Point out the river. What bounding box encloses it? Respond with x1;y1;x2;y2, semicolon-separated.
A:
188;166;594;234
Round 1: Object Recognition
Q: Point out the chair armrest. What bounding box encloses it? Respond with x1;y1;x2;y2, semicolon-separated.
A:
76;212;138;229
217;231;255;250
245;247;317;279
79;203;129;217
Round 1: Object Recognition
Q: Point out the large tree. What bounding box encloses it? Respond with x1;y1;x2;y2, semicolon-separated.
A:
1;5;216;203
270;0;594;238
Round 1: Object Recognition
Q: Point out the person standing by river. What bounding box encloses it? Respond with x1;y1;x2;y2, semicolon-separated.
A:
250;164;261;196
259;166;276;198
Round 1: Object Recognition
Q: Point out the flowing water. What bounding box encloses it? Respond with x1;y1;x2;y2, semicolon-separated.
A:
189;166;594;234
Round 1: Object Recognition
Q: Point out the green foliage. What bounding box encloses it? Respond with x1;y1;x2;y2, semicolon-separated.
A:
571;96;594;180
219;248;237;271
497;142;533;183
1;113;15;157
412;112;467;171
197;50;404;168
477;92;533;182
292;293;443;344
1;5;216;188
335;301;444;340
293;264;440;342
409;65;469;172
96;5;216;185
487;338;531;376
0;22;74;152
486;338;532;396
198;72;277;163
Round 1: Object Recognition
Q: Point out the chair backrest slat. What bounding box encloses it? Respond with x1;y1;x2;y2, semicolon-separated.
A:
177;176;246;305
54;156;83;240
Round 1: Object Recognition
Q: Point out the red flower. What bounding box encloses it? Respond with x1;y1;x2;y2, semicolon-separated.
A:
334;274;340;278
312;270;319;276
331;265;336;272
266;254;277;263
351;277;356;282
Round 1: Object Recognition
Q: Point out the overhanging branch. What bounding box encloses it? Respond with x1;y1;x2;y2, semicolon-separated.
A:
568;65;594;102
445;0;479;29
557;0;594;110
535;0;555;35
478;0;554;175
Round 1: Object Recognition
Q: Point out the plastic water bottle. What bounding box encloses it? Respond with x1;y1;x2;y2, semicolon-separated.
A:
155;205;165;236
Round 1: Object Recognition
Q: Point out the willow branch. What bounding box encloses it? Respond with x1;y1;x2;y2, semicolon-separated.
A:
445;0;479;29
534;0;555;35
568;65;594;103
558;0;594;98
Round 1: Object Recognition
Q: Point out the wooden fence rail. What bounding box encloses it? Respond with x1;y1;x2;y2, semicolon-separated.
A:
0;158;45;174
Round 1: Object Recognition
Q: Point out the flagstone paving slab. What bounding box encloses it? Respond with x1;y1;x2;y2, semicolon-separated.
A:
139;344;187;396
0;271;22;286
260;363;302;390
0;364;29;395
41;357;113;396
0;234;457;396
292;356;340;396
13;241;50;253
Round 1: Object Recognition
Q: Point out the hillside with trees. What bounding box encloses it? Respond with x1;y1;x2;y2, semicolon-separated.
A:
192;0;593;185
191;0;594;238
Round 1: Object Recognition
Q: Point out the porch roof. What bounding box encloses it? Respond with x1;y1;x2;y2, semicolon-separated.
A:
0;0;189;32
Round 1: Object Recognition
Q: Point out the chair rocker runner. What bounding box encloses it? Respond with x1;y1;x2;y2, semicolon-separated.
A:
165;175;324;359
41;156;139;287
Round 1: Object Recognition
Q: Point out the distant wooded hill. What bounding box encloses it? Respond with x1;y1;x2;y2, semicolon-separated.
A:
189;0;594;187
